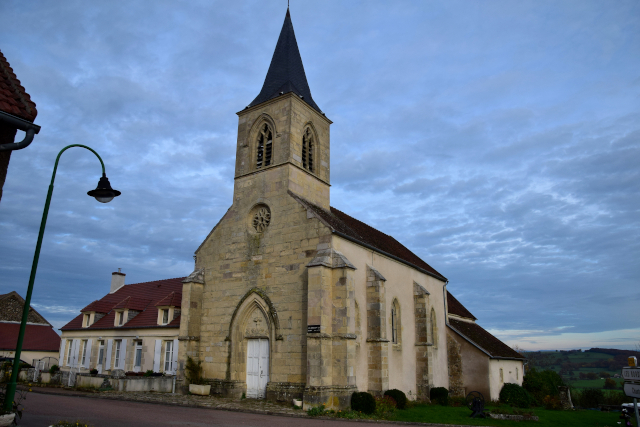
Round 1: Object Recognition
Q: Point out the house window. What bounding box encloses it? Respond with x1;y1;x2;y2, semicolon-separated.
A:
98;341;104;366
162;309;169;325
114;340;122;368
164;341;174;372
66;340;73;366
134;341;142;371
516;367;519;380
81;340;88;366
302;127;314;172
500;368;504;383
84;314;91;327
391;300;400;344
117;311;124;326
256;123;273;169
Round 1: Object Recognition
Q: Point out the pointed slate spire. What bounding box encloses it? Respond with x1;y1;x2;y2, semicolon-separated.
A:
248;9;321;112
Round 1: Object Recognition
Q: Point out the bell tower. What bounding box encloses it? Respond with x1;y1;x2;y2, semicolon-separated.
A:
233;8;332;209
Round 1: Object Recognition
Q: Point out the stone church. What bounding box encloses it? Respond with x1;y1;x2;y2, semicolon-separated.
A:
178;8;524;409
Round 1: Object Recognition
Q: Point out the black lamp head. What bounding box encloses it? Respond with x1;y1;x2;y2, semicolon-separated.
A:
87;173;121;203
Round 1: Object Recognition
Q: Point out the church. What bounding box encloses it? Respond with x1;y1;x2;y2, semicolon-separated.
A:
177;8;524;409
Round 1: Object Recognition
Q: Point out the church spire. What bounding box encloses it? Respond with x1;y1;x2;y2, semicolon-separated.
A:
248;9;321;112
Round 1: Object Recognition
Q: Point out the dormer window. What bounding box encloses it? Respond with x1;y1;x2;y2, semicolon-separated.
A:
157;306;175;326
302;127;314;172
83;313;91;328
256;124;273;169
115;310;125;327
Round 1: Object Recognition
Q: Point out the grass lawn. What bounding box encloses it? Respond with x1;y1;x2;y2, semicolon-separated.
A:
390;404;622;427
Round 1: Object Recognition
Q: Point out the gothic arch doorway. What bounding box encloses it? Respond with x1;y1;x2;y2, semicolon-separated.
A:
228;289;278;399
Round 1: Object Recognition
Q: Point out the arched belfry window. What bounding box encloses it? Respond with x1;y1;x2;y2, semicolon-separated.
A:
302;127;314;172
256;123;273;169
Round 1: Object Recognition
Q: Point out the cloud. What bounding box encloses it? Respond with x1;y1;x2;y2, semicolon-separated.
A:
0;0;638;348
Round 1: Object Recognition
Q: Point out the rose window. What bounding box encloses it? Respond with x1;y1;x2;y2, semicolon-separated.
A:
252;207;271;232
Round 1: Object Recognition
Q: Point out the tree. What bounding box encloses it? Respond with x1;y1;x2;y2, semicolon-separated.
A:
600;371;610;379
604;378;617;389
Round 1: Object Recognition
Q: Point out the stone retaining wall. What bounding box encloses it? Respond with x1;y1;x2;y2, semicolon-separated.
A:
76;374;174;393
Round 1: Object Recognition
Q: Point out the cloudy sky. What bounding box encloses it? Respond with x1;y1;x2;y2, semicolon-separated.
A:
0;0;638;351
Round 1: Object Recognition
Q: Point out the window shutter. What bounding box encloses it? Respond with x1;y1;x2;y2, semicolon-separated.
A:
171;338;179;374
153;340;161;373
58;340;65;366
120;339;128;371
84;339;93;369
105;339;113;369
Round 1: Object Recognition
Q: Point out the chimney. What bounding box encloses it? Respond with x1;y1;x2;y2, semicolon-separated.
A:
110;268;125;293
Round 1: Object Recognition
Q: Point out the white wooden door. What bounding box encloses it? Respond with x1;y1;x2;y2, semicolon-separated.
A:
246;339;269;398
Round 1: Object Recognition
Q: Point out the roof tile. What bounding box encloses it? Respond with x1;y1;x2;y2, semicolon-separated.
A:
447;292;476;320
63;277;184;331
0;49;37;121
0;323;60;352
291;193;446;280
448;317;524;359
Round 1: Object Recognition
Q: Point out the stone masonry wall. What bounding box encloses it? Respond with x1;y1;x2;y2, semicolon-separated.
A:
447;333;464;397
0;293;47;323
189;172;333;393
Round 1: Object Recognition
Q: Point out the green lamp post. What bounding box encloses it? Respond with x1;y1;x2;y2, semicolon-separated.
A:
3;144;120;412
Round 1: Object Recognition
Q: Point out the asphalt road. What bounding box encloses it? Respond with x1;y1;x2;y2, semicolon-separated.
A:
18;392;411;427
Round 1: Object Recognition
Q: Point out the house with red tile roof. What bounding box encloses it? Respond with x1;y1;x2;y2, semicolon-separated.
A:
176;8;523;409
0;292;60;364
0;49;38;203
59;271;183;376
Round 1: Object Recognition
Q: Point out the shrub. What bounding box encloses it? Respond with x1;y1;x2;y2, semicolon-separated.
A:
430;387;449;406
499;383;533;408
542;395;563;410
351;391;376;414
522;368;563;404
384;389;407;409
577;388;604;409
185;356;206;385
602;390;631;406
374;395;397;417
306;404;326;416
604;378;617;389
89;369;98;375
143;370;153;377
49;365;60;375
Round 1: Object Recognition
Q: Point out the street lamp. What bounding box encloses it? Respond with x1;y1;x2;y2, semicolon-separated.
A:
3;144;120;412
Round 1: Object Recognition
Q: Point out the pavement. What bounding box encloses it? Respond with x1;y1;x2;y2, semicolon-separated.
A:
17;385;478;427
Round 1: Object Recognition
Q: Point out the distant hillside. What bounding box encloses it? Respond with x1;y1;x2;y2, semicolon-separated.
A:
523;348;639;390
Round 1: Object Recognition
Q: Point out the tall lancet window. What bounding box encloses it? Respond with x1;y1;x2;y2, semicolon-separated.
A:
302;127;314;172
256;124;273;169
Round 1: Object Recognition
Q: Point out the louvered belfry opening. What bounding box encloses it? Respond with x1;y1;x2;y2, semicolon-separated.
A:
302;127;314;172
256;124;273;169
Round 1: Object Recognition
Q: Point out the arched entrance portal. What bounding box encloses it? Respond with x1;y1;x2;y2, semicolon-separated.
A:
228;288;280;399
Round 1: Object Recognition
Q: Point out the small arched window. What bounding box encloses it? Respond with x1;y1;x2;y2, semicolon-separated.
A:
391;299;401;344
430;308;438;348
302;127;314;172
256;123;273;169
